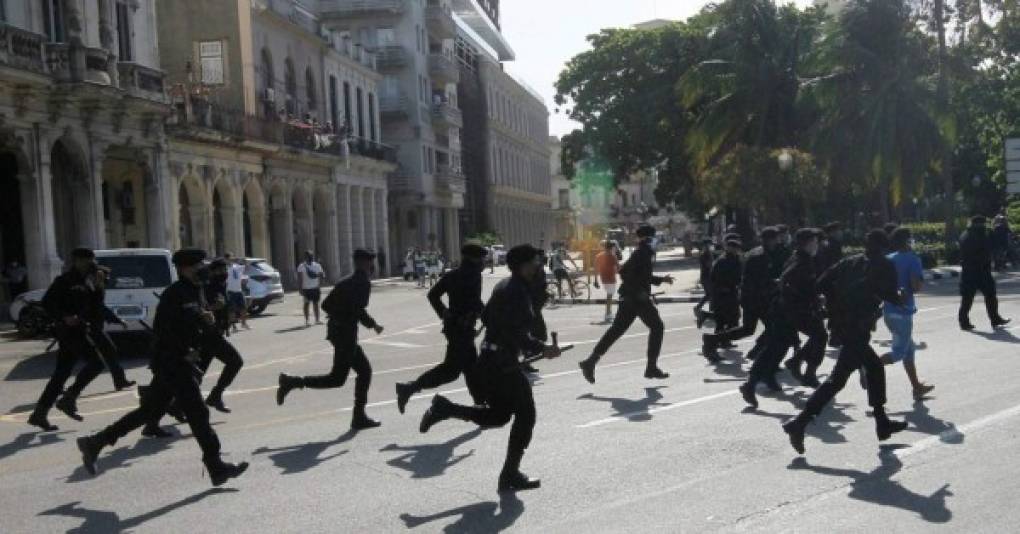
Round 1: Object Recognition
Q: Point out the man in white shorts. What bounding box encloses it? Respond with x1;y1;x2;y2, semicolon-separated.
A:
297;250;326;326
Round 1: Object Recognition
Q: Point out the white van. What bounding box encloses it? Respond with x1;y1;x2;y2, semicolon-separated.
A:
94;249;176;334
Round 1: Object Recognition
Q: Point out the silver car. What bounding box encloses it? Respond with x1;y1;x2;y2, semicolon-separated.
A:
243;258;284;315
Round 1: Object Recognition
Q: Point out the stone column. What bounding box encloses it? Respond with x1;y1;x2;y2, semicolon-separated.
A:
96;0;118;86
248;198;270;260
375;189;389;275
25;132;63;284
363;187;377;252
318;186;341;283
444;208;458;260
86;143;108;249
337;183;353;276
144;148;172;249
350;185;364;249
271;196;296;288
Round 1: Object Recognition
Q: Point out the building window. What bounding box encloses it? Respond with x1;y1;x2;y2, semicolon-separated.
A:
558;189;570;208
305;68;316;111
329;75;339;131
284;58;297;115
115;1;132;61
415;24;421;52
199;41;224;85
343;81;352;130
42;0;65;42
368;93;377;141
356;87;365;137
378;27;396;45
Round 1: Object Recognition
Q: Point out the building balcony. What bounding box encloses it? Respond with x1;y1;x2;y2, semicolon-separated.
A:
118;62;167;103
45;43;113;85
435;164;466;195
0;23;47;75
376;45;408;71
316;135;398;163
425;3;457;39
388;169;419;192
428;53;459;85
431;102;463;129
320;0;406;19
379;92;410;118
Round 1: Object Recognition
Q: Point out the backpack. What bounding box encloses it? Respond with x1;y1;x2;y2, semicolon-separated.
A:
321;285;342;316
827;255;877;322
304;262;319;279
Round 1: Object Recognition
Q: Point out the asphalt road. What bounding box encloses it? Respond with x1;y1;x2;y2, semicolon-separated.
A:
2;271;1020;533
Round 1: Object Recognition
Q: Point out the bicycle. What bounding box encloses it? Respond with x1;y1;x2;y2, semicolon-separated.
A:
546;270;590;302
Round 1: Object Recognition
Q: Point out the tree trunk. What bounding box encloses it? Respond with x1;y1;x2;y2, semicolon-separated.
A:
935;0;957;247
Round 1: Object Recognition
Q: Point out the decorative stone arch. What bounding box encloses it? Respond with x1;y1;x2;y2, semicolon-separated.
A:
211;171;243;256
242;175;269;258
50;134;98;262
0;131;50;295
177;172;209;251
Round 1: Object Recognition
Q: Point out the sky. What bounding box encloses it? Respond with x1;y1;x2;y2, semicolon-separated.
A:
498;0;816;138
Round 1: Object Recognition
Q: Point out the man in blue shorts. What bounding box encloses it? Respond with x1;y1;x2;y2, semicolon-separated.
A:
882;228;933;401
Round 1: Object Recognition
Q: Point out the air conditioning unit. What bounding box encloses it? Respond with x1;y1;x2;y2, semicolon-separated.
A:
264;87;275;102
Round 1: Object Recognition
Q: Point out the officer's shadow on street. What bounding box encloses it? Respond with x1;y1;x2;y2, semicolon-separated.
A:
380;428;482;479
4;350;149;383
400;492;524;533
252;428;357;475
64;432;179;483
744;392;855;445
965;326;1020;344
577;386;669;423
788;446;953;524
0;430;72;463
891;402;963;445
702;354;748;383
38;488;238;533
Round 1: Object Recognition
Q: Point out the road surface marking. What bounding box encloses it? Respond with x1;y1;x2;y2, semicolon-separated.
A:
576;389;739;428
362;340;425;349
895;402;1020;459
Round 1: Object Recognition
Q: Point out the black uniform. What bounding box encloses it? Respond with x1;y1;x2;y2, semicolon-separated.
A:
779;250;828;383
88;278;223;463
815;236;844;277
783;252;906;452
695;245;714;311
958;225;1006;328
585;238;667;377
277;269;380;427
703;245;776;355
401;262;485;406
708;252;742;332
200;274;244;407
418;274;545;490
31;268;131;427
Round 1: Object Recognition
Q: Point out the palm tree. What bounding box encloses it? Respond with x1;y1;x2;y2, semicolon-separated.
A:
803;0;947;222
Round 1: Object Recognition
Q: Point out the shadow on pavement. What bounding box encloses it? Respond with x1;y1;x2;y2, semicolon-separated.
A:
966;327;1020;343
4;351;150;382
65;434;176;483
400;492;524;533
38;488;238;533
577;386;668;423
274;324;314;334
788;447;953;523
891;402;963;444
252;429;357;475
0;430;72;462
380;428;481;479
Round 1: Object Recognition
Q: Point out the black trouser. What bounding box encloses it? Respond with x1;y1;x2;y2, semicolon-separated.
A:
747;312;799;385
706;302;766;349
959;272;1001;325
443;352;535;468
591;296;664;367
706;291;741;333
98;362;221;460
786;312;828;371
199;335;244;398
299;337;372;407
413;329;483;404
800;334;886;419
35;329;128;415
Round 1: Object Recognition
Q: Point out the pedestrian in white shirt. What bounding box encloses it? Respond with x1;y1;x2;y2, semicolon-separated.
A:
224;254;250;331
297;251;326;326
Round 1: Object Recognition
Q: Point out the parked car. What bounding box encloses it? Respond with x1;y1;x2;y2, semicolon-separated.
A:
9;288;50;337
95;249;176;334
243;258;284;315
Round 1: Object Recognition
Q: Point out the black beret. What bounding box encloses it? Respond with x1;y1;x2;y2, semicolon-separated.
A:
724;232;741;242
701;238;714;245
506;244;540;270
795;228;822;245
635;225;656;238
172;248;207;267
759;227;779;239
461;243;487;258
725;239;743;248
824;222;842;232
353;249;377;261
970;215;987;225
776;224;789;233
866;229;890;250
71;247;95;259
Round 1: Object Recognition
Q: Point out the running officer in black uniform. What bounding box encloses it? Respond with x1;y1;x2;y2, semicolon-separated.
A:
782;230;909;454
276;249;385;430
701;237;743;362
418;244;561;492
75;249;248;486
780;229;829;388
579;225;674;383
958;215;1011;330
396;244;487;413
29;248;134;431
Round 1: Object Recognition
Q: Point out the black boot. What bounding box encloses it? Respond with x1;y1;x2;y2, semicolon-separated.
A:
739;382;758;408
800;364;821;389
142;424;174;438
644;366;669;379
763;374;782;392
959;320;975;331
579;356;598;384
498;447;540;492
522;363;540;374
76;435;105;476
784;358;804;384
992;317;1012;328
395;382;416;414
28;411;58;432
702;334;722;363
204;455;249;487
55;396;83;422
782;415;810;455
276;374;302;406
206;390;231;413
419;394;453;433
874;409;908;441
113;379;136;391
351;404;381;430
694;308;706;329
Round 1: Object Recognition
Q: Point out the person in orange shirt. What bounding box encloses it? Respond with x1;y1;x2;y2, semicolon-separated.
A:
595;240;621;322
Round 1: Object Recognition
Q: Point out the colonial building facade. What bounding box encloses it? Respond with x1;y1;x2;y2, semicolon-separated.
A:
0;0;172;302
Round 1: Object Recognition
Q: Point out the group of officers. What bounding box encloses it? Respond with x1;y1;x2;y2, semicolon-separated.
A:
22;214;1011;492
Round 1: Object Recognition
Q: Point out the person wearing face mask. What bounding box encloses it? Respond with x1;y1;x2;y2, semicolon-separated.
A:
396;244;488;413
579;225;675;384
739;228;826;407
779;228;829;388
782;230;909;454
